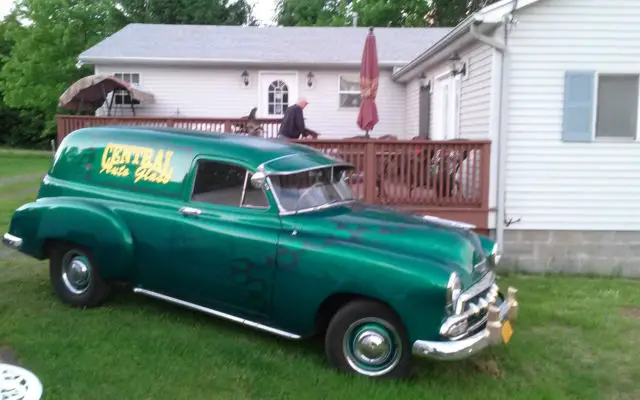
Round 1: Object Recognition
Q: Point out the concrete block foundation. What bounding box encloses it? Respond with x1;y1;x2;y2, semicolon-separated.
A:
491;230;640;278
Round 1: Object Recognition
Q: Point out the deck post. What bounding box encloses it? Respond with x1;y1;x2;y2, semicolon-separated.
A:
363;141;377;203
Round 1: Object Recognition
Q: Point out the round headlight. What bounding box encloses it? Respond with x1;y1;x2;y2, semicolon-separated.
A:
490;243;502;265
446;272;462;308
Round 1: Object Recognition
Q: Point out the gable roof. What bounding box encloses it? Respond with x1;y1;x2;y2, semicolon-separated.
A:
392;0;546;81
78;24;453;68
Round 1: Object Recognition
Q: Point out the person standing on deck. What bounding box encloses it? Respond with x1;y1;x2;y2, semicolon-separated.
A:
276;99;317;139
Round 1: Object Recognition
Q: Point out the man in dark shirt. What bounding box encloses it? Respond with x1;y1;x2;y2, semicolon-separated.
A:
276;99;318;139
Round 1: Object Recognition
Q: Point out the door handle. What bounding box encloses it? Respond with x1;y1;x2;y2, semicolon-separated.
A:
179;206;201;217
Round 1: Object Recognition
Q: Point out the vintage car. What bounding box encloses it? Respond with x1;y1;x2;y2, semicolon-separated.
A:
2;126;518;379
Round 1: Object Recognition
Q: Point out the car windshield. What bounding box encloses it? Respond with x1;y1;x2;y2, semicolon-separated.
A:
269;166;356;212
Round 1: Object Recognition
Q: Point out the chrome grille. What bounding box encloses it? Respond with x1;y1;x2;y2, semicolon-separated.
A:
455;271;496;315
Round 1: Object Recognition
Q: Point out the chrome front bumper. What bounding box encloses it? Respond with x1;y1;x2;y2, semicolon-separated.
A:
2;233;23;249
412;286;519;361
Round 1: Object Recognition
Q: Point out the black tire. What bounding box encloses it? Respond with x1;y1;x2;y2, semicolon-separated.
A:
49;242;111;308
324;299;412;379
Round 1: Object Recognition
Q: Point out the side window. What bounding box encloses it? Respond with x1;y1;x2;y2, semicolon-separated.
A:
190;159;269;209
113;72;141;105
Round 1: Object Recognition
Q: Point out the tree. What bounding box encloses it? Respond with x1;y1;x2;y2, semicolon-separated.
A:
426;0;501;27
275;0;339;26
276;0;432;27
276;0;503;28
0;0;124;134
0;12;49;148
115;0;257;26
0;0;259;142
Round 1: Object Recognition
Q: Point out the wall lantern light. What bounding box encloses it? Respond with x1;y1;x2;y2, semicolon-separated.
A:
419;72;430;90
306;71;315;87
241;70;249;86
449;52;467;77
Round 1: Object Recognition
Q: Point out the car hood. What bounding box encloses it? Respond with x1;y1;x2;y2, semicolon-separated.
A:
287;202;489;287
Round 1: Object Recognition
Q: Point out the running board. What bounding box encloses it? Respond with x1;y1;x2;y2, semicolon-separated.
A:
133;288;302;340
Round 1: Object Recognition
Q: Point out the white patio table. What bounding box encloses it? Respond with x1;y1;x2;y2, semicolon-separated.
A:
0;363;43;400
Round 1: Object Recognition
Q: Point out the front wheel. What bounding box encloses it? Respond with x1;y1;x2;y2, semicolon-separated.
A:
324;299;412;379
49;243;111;308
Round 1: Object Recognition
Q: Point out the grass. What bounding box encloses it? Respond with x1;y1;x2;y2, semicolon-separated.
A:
0;149;52;179
1;151;640;399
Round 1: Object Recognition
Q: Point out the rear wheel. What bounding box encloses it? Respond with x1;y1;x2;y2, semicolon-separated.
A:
324;299;412;379
49;243;111;308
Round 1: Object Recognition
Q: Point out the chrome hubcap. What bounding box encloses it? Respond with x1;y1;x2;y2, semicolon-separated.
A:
61;253;91;295
342;317;402;376
353;330;391;364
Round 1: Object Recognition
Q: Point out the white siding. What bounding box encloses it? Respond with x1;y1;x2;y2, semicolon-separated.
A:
505;0;640;231
405;79;421;138
93;65;407;139
404;41;497;224
406;41;493;140
459;43;494;140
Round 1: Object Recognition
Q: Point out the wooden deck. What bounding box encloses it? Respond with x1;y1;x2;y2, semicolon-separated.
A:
57;115;492;232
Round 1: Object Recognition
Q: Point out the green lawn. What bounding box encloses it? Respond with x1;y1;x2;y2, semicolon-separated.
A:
1;152;639;400
0;148;53;178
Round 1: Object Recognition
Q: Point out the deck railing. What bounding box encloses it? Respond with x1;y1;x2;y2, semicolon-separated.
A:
295;139;490;209
57;115;282;144
55;115;491;224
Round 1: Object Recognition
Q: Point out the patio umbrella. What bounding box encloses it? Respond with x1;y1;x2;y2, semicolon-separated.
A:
356;27;379;138
58;74;155;115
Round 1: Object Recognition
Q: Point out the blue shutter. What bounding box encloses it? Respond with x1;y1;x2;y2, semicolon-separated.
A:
562;71;596;142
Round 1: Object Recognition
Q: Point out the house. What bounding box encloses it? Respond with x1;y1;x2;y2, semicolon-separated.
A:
74;0;640;277
76;24;451;138
392;0;640;277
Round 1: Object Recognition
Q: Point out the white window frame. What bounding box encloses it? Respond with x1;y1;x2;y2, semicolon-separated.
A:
592;71;640;142
337;75;361;109
432;71;461;141
113;72;141;106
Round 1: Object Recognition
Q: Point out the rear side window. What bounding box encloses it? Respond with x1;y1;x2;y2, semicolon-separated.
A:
190;159;269;209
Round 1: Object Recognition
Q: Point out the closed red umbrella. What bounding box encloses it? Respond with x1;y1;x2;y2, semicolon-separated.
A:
357;27;380;138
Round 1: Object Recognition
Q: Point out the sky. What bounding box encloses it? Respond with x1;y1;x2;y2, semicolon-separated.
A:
0;0;12;19
0;0;278;25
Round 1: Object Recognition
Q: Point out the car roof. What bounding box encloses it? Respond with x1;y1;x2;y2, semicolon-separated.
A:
64;125;352;174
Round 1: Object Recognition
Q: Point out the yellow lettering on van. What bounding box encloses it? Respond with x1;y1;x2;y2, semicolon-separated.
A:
99;142;174;185
140;149;154;168
100;144;113;172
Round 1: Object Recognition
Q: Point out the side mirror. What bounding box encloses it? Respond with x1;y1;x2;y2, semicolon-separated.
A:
250;171;267;189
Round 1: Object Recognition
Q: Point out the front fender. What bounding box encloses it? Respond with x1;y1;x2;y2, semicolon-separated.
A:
273;233;451;343
8;197;134;281
324;244;451;343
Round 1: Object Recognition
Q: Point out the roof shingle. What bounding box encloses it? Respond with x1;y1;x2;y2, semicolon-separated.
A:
79;24;453;67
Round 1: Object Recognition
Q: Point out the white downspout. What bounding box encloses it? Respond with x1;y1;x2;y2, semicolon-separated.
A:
469;14;511;252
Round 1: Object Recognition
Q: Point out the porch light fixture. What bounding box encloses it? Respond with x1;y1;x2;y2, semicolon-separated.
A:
419;72;430;89
449;52;466;77
241;70;249;86
306;71;315;87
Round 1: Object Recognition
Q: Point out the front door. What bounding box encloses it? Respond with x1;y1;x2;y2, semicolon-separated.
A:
258;72;299;118
170;157;281;319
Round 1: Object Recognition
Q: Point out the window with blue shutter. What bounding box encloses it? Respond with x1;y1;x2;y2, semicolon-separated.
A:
562;71;596;142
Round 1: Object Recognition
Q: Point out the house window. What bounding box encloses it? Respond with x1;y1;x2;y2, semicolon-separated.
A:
113;72;140;105
190;159;269;209
338;76;361;108
267;80;289;116
595;73;639;139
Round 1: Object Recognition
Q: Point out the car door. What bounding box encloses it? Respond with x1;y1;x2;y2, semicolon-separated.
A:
169;156;281;320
